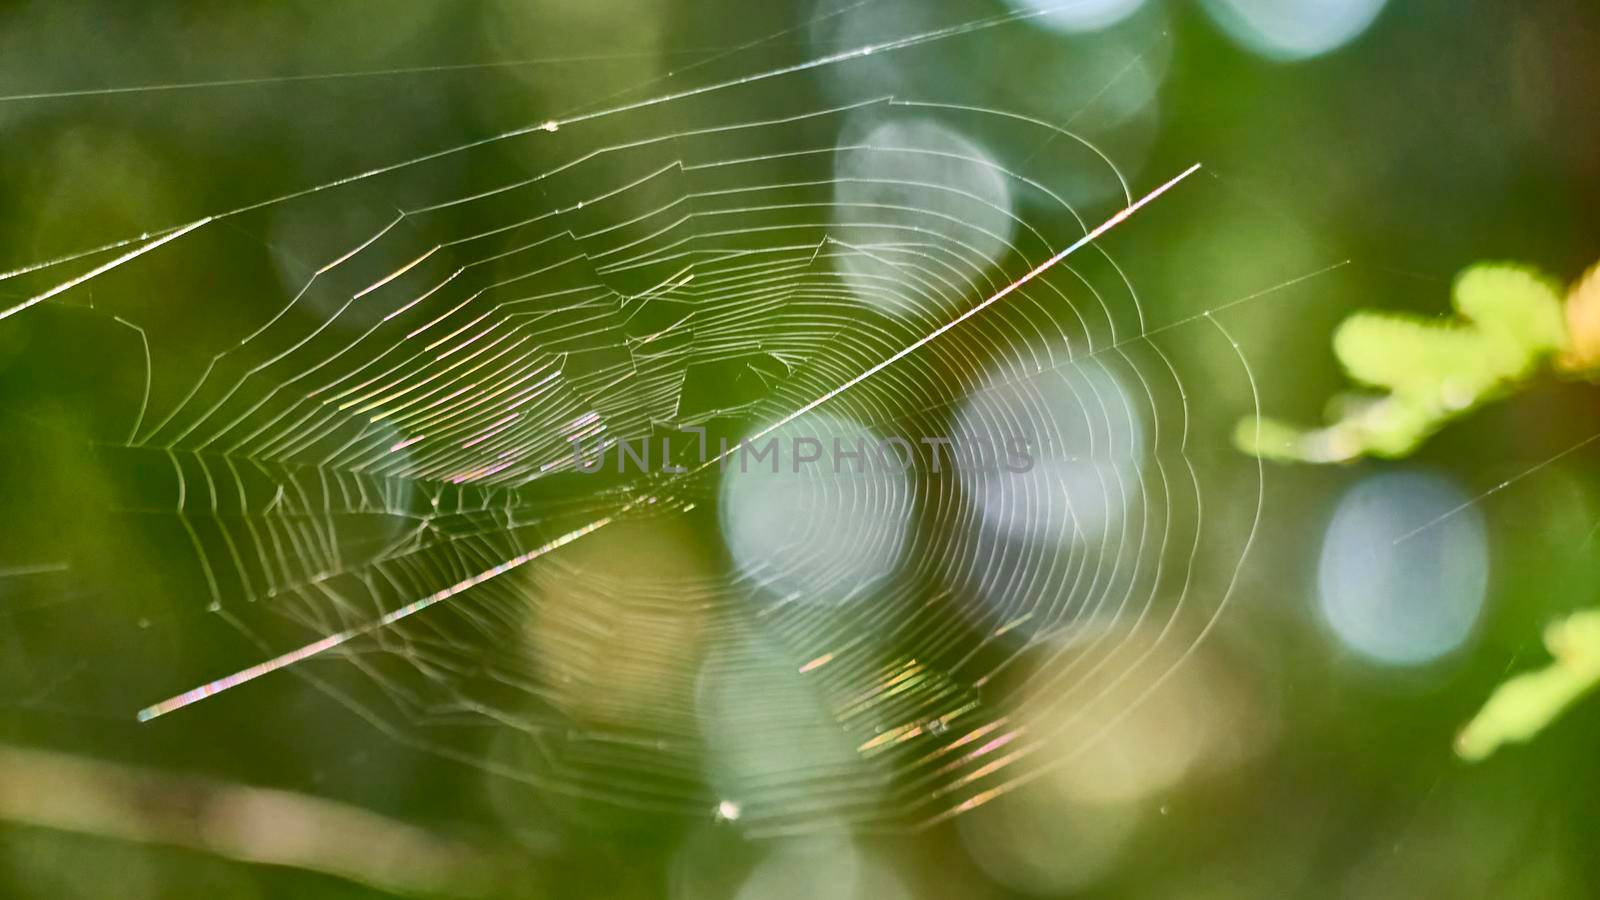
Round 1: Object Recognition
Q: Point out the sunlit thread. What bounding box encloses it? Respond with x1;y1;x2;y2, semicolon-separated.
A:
136;516;613;721
0;219;212;322
0;0;1132;300
727;163;1200;455
0;0;890;107
135;164;1199;722
1390;429;1600;546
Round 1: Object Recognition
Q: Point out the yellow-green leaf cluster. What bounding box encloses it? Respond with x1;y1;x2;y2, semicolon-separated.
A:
1456;608;1600;762
1233;258;1600;762
1235;263;1568;463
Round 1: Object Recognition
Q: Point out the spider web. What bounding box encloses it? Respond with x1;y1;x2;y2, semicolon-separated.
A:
0;0;1322;837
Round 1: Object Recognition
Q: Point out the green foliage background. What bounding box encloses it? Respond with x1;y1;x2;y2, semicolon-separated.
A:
2;1;1600;898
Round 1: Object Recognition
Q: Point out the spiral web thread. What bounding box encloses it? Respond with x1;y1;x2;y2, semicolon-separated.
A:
0;3;1307;835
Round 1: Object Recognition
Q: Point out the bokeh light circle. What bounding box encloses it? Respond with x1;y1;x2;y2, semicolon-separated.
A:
1202;0;1390;61
1317;469;1488;666
719;412;913;603
1005;0;1147;35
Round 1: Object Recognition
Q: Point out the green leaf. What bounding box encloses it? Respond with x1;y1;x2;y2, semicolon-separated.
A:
1456;608;1600;762
1332;313;1469;394
1452;264;1566;359
1235;261;1571;465
1231;416;1312;463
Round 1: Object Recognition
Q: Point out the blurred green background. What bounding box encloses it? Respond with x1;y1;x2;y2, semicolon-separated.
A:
2;0;1600;898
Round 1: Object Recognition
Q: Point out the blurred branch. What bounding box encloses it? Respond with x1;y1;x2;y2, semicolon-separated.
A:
0;742;520;898
1235;263;1574;464
1456;609;1600;761
1232;257;1600;760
